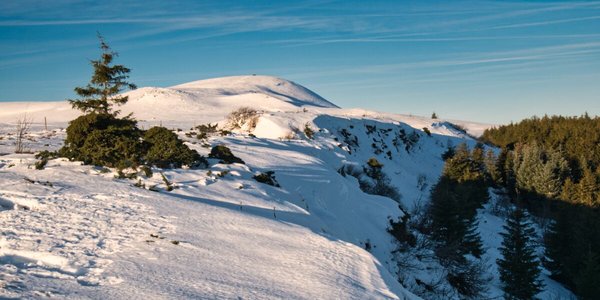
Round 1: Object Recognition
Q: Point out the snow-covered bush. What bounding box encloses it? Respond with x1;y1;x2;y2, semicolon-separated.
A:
226;107;259;131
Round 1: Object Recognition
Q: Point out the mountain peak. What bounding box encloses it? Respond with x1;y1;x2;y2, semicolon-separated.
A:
170;75;339;109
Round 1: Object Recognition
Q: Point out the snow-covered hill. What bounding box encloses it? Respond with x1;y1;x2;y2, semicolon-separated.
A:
0;76;571;299
0;75;336;126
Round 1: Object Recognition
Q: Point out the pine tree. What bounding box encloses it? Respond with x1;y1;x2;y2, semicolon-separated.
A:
430;176;484;260
560;178;578;203
497;208;544;300
577;166;598;206
575;250;600;299
544;208;576;285
484;149;501;185
69;34;136;115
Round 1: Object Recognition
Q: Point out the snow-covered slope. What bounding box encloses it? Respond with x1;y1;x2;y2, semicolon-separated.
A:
0;75;570;299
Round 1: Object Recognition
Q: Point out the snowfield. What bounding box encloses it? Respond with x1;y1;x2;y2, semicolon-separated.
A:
0;75;572;299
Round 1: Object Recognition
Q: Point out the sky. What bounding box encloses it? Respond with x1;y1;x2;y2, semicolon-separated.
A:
1;0;599;124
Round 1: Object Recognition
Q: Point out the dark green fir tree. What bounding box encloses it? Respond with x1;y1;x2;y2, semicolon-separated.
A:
69;34;137;115
497;208;544;300
575;250;600;300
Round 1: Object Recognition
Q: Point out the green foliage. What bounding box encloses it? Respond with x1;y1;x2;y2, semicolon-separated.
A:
79;126;144;169
209;145;245;164
160;172;173;191
116;169;137;179
195;123;218;140
484;149;501;185
512;144;569;199
61;113;138;155
68;34;136;115
446;261;489;298
443;143;486;183
59;114;205;170
429;176;484;260
35;150;58;160
482;114;600;173
497;209;544;300
484;115;600;298
360;158;402;202
253;171;280;187
576;165;599;206
428;142;489;287
35;158;48;170
144;127;205;168
34;150;58;170
574;251;600;300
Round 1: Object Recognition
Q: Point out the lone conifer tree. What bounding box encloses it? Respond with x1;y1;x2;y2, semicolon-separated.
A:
69;34;136;115
497;208;544;300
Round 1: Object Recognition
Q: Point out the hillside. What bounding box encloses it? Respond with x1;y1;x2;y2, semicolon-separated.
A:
0;76;572;299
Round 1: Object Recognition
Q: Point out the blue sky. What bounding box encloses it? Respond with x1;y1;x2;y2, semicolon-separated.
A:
1;0;599;124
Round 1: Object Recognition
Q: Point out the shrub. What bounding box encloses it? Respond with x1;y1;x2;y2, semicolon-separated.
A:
253;171;280;187
144;126;205;168
304;123;315;139
59;113;141;167
367;157;384;169
79;126;145;169
35;150;58;160
388;215;417;248
139;165;153;177
422;127;432;137
35;158;48;170
160;172;173;191
226;107;259;130
35;150;58;169
209;145;245;164
62;113;138;152
446;261;490;298
195;123;218;139
116;170;137;179
340;160;402;202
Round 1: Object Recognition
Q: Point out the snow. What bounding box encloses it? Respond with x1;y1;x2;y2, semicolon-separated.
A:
0;75;569;299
